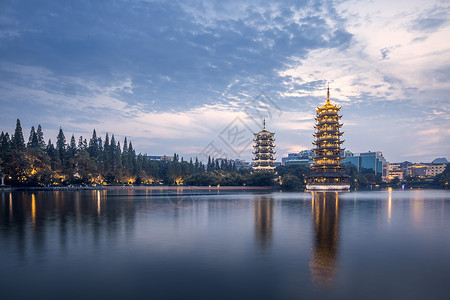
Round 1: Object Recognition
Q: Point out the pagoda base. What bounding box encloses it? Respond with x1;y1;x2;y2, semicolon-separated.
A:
306;183;350;191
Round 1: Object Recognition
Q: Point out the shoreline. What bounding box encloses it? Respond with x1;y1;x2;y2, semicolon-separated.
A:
1;185;448;192
1;185;275;192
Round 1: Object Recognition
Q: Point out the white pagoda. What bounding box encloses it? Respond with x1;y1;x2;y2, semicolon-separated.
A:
252;119;276;172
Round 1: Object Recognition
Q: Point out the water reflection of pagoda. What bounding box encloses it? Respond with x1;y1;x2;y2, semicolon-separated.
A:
252;119;276;172
309;192;340;289
307;88;350;190
254;196;274;251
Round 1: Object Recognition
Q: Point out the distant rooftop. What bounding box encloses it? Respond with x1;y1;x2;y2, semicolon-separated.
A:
431;157;449;164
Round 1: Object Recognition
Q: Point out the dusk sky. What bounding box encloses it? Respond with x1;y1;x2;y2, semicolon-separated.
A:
1;0;449;163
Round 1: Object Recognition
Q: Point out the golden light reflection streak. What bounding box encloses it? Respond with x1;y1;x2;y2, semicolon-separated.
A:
31;193;36;227
9;193;13;220
311;192;319;227
97;190;101;215
388;187;392;223
335;191;338;216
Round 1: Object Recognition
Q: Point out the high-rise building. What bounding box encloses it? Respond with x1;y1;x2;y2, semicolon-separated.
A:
343;151;388;178
252;119;276;172
306;88;350;190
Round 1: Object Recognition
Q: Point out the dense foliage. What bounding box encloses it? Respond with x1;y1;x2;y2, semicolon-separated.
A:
0;119;240;186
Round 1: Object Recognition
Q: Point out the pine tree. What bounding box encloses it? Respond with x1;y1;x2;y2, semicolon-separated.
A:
88;130;99;160
56;127;66;165
46;139;57;170
11;119;25;151
27;126;38;148
78;136;84;150
36;124;45;149
128;141;137;174
103;133;110;173
69;134;77;158
122;137;129;170
109;134;115;165
0;132;11;184
122;137;128;153
104;133;110;152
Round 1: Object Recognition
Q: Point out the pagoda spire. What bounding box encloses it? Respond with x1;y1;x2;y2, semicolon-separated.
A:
263;118;266;129
326;84;330;104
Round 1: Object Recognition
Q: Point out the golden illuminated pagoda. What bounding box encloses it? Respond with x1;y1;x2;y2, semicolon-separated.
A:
252;119;276;171
306;88;350;190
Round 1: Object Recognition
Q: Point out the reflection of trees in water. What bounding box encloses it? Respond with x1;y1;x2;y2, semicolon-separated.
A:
254;196;274;252
0;190;138;258
309;192;340;289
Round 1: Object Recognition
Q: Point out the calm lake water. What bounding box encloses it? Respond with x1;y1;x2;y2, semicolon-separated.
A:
1;189;450;300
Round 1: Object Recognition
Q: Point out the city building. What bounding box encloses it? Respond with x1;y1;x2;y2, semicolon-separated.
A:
252;119;276;172
343;151;388;179
428;158;448;177
306;88;350;190
234;159;251;170
145;155;174;161
282;150;315;167
388;163;404;181
406;158;448;178
407;163;428;177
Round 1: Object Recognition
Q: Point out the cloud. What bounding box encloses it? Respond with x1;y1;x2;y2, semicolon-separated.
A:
0;0;449;162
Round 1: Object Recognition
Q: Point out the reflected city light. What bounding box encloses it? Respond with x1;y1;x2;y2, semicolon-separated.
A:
9;193;12;218
411;191;424;226
254;197;274;252
31;193;36;227
97;190;101;214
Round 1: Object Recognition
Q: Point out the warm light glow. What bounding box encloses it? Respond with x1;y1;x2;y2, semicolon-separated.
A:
97;191;101;214
9;193;13;219
31;193;36;227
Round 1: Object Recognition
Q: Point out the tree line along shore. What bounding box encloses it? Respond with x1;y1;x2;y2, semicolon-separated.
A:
1;119;449;190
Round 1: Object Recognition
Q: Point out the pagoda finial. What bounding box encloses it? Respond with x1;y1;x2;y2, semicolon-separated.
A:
263;118;266;129
327;84;330;104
